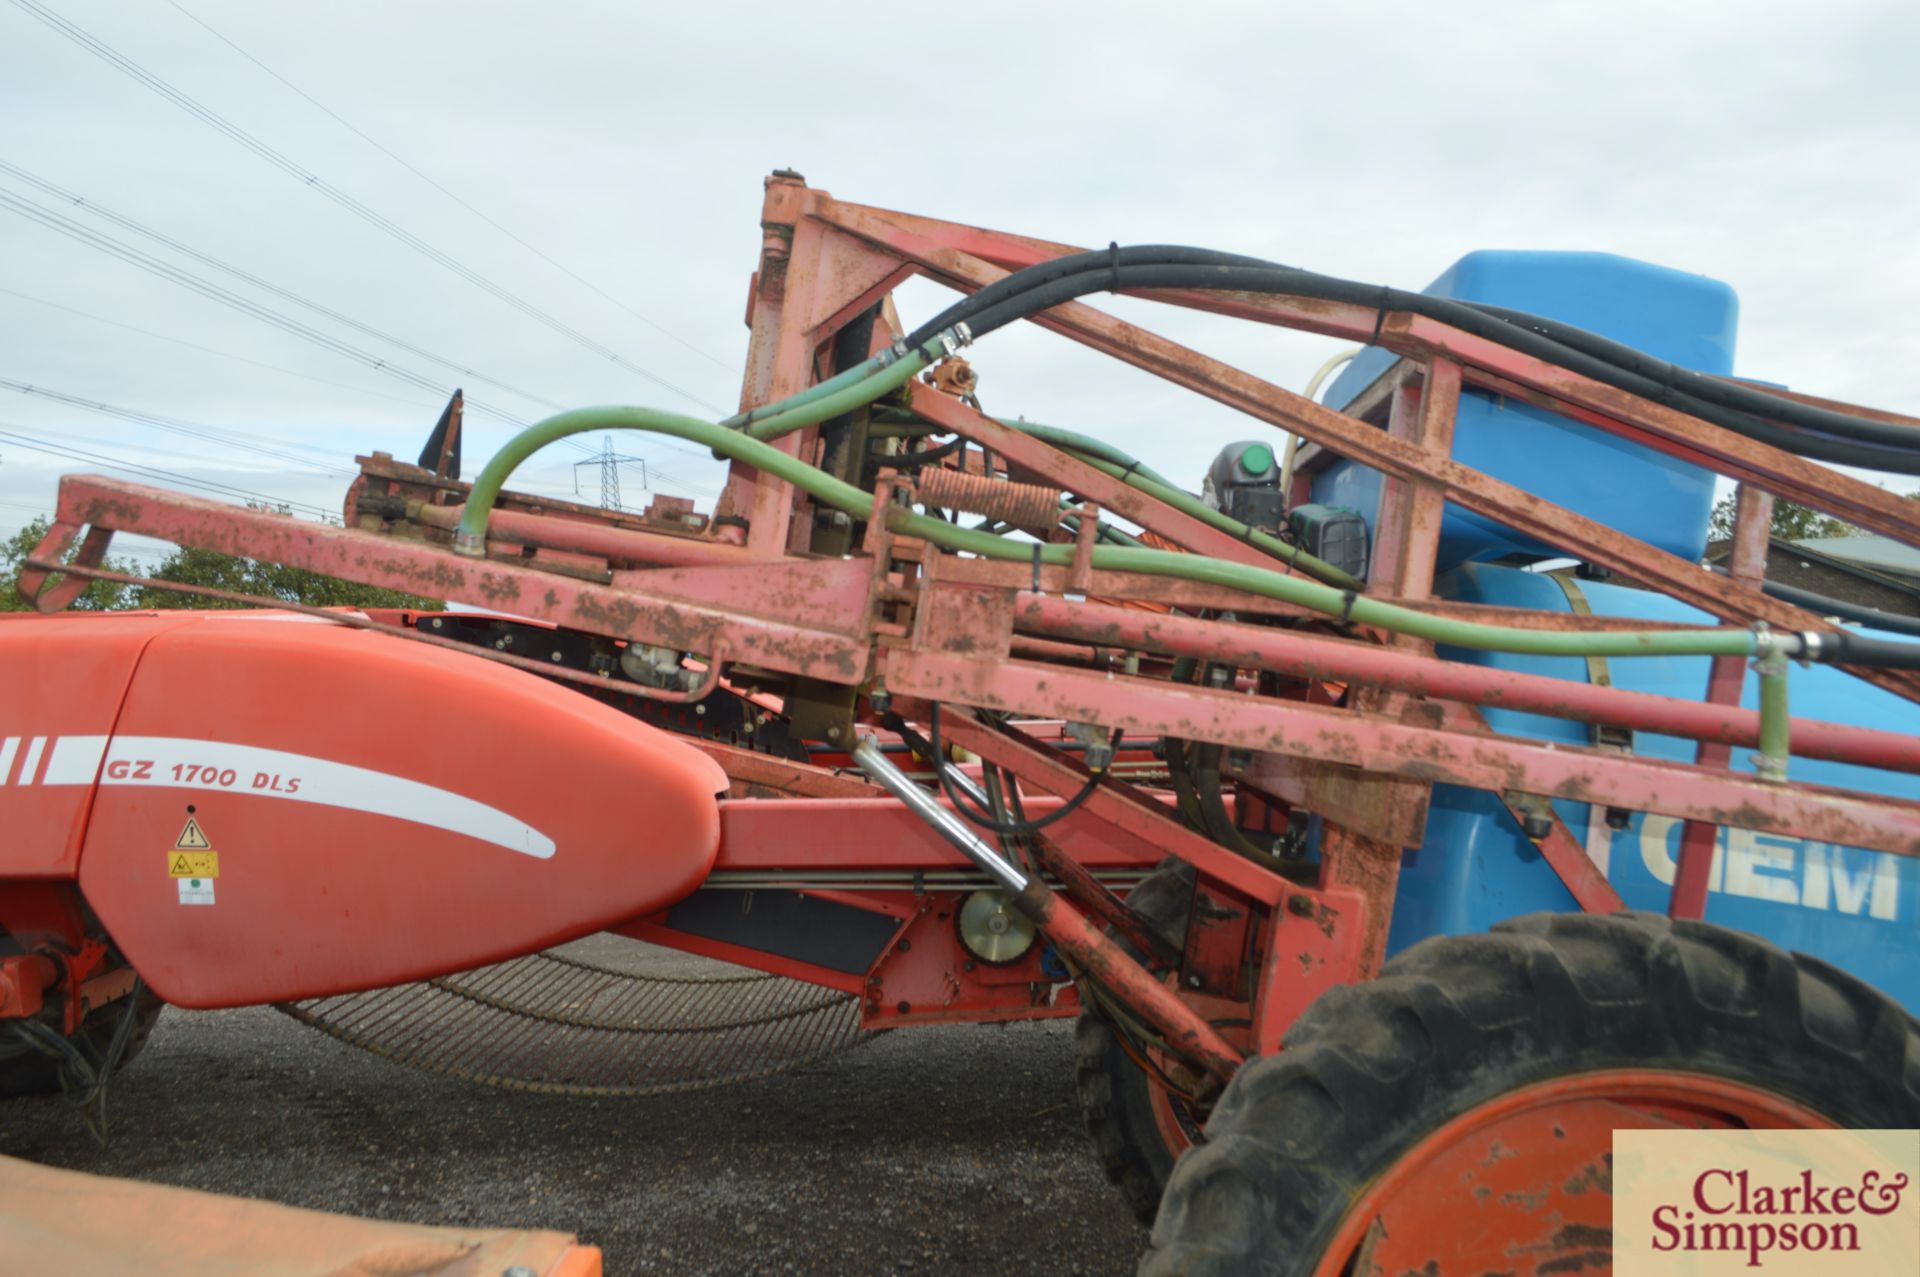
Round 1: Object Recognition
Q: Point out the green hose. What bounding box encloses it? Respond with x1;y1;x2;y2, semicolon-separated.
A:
742;341;938;442
721;339;933;432
1056;443;1361;590
454;404;1784;765
455;407;1759;664
1756;652;1790;781
996;419;1178;488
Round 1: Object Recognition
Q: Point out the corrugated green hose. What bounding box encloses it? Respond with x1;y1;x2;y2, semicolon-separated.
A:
1046;439;1361;590
721;338;938;433
740;342;939;441
993;419;1178;488
454;407;1759;661
455;404;1789;773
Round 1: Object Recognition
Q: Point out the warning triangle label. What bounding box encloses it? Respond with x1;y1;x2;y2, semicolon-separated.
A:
174;817;211;851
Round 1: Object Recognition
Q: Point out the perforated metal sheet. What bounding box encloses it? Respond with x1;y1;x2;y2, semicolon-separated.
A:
278;935;873;1096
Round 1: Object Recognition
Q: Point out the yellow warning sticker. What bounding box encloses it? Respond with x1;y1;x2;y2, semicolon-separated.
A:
174;816;211;851
168;851;218;878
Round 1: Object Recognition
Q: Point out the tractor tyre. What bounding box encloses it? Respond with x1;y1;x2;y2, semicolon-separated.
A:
1075;857;1202;1226
1141;910;1920;1277
0;985;166;1099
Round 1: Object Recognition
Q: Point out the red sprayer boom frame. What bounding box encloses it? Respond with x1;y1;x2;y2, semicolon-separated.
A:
19;174;1920;1067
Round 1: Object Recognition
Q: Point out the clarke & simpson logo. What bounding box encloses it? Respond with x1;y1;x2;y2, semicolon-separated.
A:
1650;1165;1909;1266
1616;1130;1919;1275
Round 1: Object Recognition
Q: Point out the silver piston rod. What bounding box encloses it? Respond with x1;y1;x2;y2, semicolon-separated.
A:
852;735;1244;1083
852;737;1028;892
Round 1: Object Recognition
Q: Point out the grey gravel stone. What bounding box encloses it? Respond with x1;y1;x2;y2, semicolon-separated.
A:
1;1005;1146;1276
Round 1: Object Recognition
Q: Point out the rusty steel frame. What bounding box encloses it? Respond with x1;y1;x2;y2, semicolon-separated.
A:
25;173;1920;1077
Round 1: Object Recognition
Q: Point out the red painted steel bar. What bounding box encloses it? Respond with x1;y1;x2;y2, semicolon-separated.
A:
887;652;1920;860
1497;797;1627;914
1023;833;1173;961
715;794;1164;871
1017;881;1244;1083
1672;485;1777;919
1011;593;1920;774
45;476;873;682
828;195;1920;559
907;382;1285;570
925;707;1291;907
1388;312;1920;552
819;196;1920;702
413;503;757;569
935;553;1732;632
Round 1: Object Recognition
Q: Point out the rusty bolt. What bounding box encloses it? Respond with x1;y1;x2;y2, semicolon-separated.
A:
896;1000;910;1015
897;938;910;953
1285;894;1314;917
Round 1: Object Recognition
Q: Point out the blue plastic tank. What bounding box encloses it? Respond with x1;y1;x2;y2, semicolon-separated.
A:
1311;251;1738;568
1384;563;1920;1012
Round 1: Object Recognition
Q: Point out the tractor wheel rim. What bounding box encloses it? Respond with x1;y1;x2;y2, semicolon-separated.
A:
1310;1068;1835;1277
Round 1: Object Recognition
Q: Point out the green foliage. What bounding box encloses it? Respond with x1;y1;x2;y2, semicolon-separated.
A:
1708;488;1920;544
0;518;140;611
134;546;440;611
1709;494;1847;542
2;515;440;613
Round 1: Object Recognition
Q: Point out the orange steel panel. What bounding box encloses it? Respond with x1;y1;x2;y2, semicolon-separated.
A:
0;1154;601;1277
74;613;726;1008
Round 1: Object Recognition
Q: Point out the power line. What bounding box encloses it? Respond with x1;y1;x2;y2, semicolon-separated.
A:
0;284;439;416
0;377;357;478
0;423;338;520
0;167;729;483
9;0;728;415
0;186;531;429
0;160;565;416
160;0;738;377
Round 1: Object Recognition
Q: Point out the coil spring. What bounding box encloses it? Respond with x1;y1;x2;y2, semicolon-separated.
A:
916;467;1061;529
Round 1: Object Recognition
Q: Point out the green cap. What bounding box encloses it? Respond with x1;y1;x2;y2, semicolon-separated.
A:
1239;442;1274;477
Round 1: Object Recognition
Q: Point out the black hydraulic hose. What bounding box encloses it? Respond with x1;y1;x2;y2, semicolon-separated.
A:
884;437;966;469
885;708;1118;836
929;704;1117;836
1467;302;1920;453
1817;629;1920;669
904;248;1920;473
1706;564;1920;639
1164;736;1210;831
905;244;1272;349
953;262;1920;473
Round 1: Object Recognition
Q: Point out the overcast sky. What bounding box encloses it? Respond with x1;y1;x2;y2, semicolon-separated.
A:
2;0;1915;567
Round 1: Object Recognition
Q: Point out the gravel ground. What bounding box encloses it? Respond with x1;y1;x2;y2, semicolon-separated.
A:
0;997;1148;1276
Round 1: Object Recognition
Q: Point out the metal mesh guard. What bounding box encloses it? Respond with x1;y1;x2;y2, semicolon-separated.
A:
278;935;873;1096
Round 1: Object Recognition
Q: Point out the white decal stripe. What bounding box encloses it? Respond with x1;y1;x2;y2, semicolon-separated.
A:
43;735;107;786
16;737;46;786
0;737;16;785
84;736;554;859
